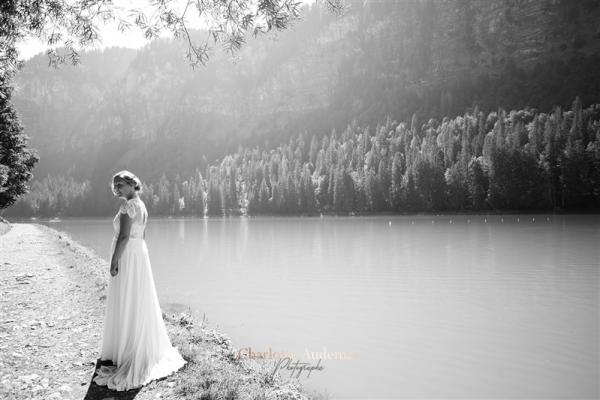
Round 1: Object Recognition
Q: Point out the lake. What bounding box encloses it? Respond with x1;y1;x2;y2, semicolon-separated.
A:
35;214;599;399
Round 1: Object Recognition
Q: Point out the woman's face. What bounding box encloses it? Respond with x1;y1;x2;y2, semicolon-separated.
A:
113;178;134;199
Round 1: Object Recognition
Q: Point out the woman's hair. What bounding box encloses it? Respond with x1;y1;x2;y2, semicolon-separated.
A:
110;170;143;196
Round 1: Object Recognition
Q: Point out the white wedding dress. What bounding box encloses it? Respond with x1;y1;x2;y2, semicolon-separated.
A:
93;196;186;391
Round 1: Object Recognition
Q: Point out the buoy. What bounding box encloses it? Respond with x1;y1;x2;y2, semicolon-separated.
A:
484;218;487;223
449;220;453;224
411;221;414;225
517;217;520;222
546;217;550;222
532;217;535;222
432;220;435;224
501;218;504;222
389;221;392;226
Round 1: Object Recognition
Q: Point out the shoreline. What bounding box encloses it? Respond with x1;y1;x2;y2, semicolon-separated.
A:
0;221;321;399
5;209;600;224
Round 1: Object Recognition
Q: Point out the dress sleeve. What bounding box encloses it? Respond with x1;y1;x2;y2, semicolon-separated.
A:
119;199;137;219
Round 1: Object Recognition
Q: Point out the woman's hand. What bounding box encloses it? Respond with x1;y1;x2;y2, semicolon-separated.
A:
110;259;119;277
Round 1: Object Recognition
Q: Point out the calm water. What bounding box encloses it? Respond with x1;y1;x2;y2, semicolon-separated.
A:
34;214;599;399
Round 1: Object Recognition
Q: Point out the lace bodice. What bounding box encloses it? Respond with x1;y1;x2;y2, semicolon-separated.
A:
112;196;147;239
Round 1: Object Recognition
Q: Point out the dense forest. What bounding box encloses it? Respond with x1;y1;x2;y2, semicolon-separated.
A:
5;97;599;217
3;0;600;217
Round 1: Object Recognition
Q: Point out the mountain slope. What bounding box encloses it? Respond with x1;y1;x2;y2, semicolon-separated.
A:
9;0;600;215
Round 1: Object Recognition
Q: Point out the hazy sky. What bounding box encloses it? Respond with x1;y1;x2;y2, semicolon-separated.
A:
18;0;316;60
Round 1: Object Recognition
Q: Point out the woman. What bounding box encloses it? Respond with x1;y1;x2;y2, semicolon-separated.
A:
93;170;186;391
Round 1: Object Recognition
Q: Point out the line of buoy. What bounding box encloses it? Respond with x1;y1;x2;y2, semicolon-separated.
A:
401;216;549;225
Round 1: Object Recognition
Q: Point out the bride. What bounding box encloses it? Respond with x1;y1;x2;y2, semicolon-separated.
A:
93;170;186;391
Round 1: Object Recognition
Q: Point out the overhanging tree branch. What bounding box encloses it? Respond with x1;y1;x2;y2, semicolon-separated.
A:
1;0;346;72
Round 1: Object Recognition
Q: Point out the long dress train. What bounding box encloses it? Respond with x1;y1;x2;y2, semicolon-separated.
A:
93;196;186;391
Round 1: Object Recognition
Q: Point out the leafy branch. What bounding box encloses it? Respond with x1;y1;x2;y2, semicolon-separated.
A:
1;0;344;72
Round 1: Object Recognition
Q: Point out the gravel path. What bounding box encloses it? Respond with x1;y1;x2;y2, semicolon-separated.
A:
0;223;110;399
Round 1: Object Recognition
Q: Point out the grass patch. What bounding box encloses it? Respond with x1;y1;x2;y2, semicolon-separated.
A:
162;312;324;400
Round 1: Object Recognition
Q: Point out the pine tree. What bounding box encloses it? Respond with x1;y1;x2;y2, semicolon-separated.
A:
206;168;223;216
333;162;345;213
156;174;170;215
401;169;418;211
466;156;488;210
302;165;316;214
269;180;281;213
570;96;584;143
258;177;270;212
309;134;319;166
229;163;238;214
286;173;298;213
0;76;39;210
377;158;391;210
172;184;181;214
390;152;403;210
246;183;259;215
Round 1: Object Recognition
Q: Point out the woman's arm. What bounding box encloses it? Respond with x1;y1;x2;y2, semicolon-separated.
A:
111;212;133;274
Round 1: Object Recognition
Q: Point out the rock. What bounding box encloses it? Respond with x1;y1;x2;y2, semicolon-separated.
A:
59;384;72;392
19;373;40;381
32;384;44;392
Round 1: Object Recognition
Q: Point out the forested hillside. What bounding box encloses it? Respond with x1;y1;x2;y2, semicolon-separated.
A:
5;0;600;217
6;98;600;217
